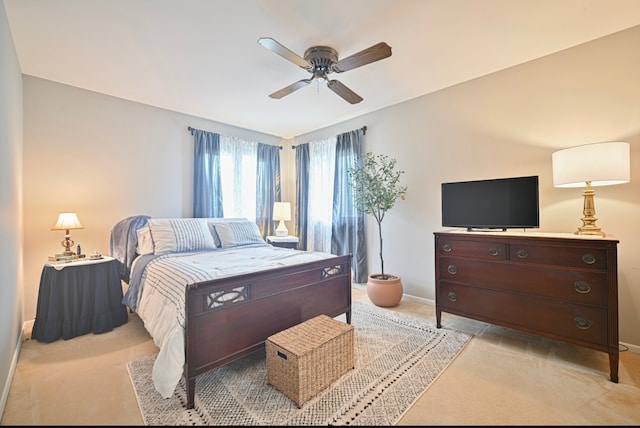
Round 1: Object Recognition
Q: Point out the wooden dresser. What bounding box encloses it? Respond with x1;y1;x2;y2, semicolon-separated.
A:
434;231;619;382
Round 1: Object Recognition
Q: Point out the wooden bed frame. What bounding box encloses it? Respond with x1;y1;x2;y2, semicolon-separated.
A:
183;253;352;409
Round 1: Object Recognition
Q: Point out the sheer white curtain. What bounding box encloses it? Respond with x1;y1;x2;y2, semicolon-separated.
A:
306;137;336;252
220;136;258;220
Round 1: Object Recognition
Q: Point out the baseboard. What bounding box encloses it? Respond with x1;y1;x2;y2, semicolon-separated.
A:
622;341;639;354
400;293;434;307
22;319;34;340
0;327;23;421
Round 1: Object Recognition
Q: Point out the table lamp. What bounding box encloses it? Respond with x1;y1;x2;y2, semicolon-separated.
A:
52;212;84;255
273;202;291;237
552;141;630;236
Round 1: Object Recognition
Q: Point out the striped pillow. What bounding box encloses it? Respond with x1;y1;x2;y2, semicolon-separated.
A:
148;218;216;255
211;219;265;248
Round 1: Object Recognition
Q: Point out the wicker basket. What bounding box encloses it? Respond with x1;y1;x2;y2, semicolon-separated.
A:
266;314;354;407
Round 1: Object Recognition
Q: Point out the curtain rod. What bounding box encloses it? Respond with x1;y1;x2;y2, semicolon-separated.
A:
290;126;367;149
187;126;282;149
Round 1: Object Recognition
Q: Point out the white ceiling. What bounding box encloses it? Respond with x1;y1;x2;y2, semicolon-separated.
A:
5;0;640;138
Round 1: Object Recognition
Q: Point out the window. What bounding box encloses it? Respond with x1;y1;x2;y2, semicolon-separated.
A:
220;136;258;220
306;137;336;252
192;129;280;236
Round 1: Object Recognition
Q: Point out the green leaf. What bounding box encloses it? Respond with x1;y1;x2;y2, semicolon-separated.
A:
348;152;407;276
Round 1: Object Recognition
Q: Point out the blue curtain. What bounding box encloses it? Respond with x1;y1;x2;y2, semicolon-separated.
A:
294;143;310;250
192;128;281;229
192;129;223;218
332;129;368;283
256;143;281;237
294;128;368;283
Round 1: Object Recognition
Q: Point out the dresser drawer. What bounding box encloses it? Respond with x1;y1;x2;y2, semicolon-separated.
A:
438;283;608;347
434;231;619;383
438;257;608;307
508;244;607;270
436;238;507;261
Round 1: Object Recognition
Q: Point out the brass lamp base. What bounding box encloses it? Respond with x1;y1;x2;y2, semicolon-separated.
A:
575;182;606;237
576;226;605;237
61;233;75;255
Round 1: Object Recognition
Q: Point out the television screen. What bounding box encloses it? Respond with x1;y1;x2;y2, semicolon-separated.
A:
441;175;540;231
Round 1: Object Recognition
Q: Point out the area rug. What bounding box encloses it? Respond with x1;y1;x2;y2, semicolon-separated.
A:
127;300;471;425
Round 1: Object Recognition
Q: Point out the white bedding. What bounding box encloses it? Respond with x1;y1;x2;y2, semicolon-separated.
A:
132;243;337;398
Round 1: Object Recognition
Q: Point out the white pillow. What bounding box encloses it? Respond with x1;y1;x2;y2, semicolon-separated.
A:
211;219;265;248
136;225;154;255
147;218;216;255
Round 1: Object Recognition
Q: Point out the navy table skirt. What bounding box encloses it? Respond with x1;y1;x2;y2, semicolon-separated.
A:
32;257;128;343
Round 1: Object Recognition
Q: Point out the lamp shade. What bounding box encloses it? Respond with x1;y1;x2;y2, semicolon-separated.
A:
272;202;291;221
51;212;84;231
552;142;630;188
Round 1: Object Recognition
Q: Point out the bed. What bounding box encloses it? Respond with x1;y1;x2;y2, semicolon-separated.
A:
110;216;352;409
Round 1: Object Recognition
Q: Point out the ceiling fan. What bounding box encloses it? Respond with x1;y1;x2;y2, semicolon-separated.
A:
258;37;392;104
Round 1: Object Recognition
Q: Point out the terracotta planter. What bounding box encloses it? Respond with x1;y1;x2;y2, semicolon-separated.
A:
366;273;403;307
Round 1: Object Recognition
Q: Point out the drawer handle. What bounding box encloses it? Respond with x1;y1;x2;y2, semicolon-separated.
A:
447;265;458;275
516;249;528;259
442;244;452;252
574;317;592;330
447;291;458;302
582;253;596;265
488;248;499;256
574;281;592;294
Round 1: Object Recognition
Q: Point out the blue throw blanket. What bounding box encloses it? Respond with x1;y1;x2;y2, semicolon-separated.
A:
122;253;158;311
109;215;151;283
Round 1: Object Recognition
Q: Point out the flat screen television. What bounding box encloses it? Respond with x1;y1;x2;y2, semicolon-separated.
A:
441;175;540;231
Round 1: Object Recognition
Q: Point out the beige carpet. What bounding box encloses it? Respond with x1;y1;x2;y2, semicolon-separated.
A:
397;311;640;426
3;288;639;425
127;300;471;425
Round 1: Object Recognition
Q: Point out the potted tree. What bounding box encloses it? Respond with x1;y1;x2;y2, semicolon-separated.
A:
348;151;407;307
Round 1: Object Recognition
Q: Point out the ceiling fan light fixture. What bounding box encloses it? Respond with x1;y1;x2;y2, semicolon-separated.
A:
258;37;391;104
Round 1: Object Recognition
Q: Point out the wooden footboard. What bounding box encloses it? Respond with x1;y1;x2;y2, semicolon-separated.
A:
183;254;352;409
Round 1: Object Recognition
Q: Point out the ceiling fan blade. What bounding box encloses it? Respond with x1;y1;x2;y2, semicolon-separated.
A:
332;42;392;73
258;37;311;70
327;79;363;104
269;78;313;99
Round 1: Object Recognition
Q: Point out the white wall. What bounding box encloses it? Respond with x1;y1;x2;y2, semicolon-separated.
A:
21;77;282;327
0;1;24;417
296;25;640;348
19;25;640;351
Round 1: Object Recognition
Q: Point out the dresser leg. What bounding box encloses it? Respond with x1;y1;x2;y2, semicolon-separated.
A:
436;308;442;328
609;351;619;383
